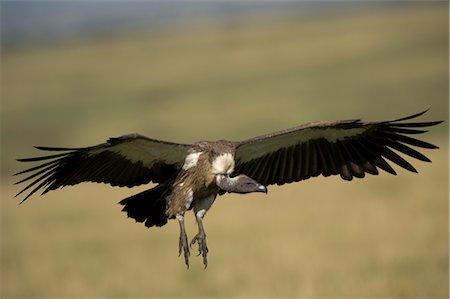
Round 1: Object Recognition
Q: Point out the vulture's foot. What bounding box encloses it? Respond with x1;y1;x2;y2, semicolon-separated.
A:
177;214;190;269
178;229;190;268
190;232;208;268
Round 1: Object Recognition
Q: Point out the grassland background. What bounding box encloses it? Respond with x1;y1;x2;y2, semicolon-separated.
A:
1;3;449;298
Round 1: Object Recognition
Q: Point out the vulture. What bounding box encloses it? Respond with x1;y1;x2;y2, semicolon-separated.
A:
15;110;442;268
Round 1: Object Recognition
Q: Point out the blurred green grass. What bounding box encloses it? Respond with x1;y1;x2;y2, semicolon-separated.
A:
1;4;449;298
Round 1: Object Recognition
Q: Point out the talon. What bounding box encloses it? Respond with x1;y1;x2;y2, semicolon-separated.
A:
190;238;196;249
190;233;208;267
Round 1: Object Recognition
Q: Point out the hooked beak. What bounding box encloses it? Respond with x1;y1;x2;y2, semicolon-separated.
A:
257;184;268;194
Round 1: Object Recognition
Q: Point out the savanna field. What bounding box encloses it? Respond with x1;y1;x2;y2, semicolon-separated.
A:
1;4;449;298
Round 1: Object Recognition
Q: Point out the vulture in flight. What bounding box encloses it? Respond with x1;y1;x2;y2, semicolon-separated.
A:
15;110;442;268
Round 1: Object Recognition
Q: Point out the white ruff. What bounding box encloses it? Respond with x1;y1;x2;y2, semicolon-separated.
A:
212;153;235;174
182;152;202;170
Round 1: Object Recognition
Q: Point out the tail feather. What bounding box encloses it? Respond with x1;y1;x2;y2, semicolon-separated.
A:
119;184;168;228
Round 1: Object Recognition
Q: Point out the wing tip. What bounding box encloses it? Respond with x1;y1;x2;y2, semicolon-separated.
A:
18;193;32;204
392;108;429;122
390;109;444;126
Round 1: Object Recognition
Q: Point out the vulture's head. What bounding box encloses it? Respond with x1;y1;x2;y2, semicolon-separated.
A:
216;174;267;194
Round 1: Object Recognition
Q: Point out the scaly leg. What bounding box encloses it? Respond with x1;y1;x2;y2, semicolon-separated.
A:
176;213;190;269
190;209;209;268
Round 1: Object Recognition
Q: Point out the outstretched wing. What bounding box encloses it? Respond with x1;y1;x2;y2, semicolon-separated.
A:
234;110;442;186
15;133;191;202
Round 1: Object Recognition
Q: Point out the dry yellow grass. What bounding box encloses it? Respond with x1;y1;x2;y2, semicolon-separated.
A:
1;4;448;298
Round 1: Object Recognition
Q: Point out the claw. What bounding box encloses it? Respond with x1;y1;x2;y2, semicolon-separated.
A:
190;237;201;256
190;233;208;268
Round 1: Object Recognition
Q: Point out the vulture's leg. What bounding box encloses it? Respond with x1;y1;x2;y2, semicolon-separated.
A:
190;209;208;268
176;213;190;268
